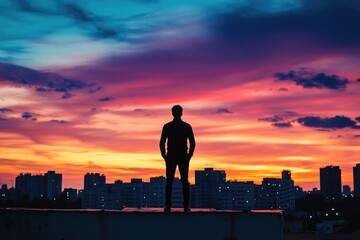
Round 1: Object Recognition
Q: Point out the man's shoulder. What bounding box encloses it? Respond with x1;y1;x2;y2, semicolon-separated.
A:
163;121;173;127
182;121;192;128
164;119;192;128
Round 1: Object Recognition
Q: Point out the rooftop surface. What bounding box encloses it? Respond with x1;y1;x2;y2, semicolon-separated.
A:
1;208;283;240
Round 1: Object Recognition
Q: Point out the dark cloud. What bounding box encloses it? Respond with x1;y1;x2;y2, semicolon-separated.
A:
0;63;99;98
283;111;299;117
0;108;13;113
354;135;360;138
212;108;233;114
50;120;68;124
278;88;288;91
22;112;38;121
355;117;360;122
62;92;75;99
272;122;292;128
258;115;283;122
62;3;97;23
273;69;349;90
215;0;360;50
297;115;358;129
36;87;48;92
15;0;53;15
357;79;360;82
13;1;142;43
259;112;300;128
98;97;116;102
88;86;102;94
61;3;144;42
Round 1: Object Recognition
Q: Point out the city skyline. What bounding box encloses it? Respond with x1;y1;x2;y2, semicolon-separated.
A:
5;164;360;193
1;1;360;191
5;165;358;212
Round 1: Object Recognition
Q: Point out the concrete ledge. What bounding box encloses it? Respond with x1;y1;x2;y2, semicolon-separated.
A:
0;208;283;240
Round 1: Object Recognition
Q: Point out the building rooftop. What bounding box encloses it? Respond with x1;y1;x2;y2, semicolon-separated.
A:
1;208;283;240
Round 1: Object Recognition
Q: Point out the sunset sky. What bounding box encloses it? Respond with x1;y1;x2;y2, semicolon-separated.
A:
1;0;360;190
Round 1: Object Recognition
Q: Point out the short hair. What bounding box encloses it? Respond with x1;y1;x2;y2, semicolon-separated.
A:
171;105;183;117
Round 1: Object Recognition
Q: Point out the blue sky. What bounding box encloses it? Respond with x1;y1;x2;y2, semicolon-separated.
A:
1;0;304;68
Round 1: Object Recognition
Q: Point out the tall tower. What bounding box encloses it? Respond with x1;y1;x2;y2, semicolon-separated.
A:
84;173;106;190
353;164;360;197
320;165;341;201
282;170;291;180
194;168;226;208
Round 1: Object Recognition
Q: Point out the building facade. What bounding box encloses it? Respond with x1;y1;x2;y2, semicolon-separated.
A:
353;164;360;197
194;168;226;208
15;171;62;200
320;165;342;201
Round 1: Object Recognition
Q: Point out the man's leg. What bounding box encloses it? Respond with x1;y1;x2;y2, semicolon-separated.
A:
178;158;190;210
165;160;176;210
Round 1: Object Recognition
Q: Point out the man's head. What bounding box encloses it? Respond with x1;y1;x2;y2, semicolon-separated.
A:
171;105;183;118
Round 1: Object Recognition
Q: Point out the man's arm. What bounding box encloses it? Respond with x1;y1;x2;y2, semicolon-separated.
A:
188;125;195;158
159;125;167;160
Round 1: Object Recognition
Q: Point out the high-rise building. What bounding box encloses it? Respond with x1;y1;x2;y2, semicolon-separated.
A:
63;188;78;201
44;171;62;199
84;173;106;190
353;163;360;197
342;185;351;198
148;176;166;207
294;185;306;199
194;168;226;208
218;181;254;210
320;165;341;201
123;178;147;208
0;184;16;203
254;170;295;210
282;170;291;180
15;171;62;200
82;177;123;210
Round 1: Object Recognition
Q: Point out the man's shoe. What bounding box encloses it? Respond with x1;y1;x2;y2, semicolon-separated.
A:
184;208;191;212
164;207;171;212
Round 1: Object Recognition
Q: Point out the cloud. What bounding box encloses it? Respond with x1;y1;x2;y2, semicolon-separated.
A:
62;92;75;99
0;63;95;95
212;108;233;114
273;69;350;90
61;3;142;42
62;3;97;23
22;112;38;120
283;111;299;117
88;86;102;94
357;79;360;82
272;122;292;128
0;108;13;114
354;135;360;138
98;97;116;102
258;115;283;122
214;0;360;50
356;117;360;122
278;88;288;91
297;115;358;129
15;0;54;15
50;120;68;124
259;114;294;128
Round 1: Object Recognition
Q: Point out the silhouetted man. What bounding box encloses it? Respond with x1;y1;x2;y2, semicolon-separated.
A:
160;105;195;212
